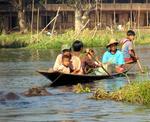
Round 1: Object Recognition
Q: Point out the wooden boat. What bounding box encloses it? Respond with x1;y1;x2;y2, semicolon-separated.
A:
37;69;129;87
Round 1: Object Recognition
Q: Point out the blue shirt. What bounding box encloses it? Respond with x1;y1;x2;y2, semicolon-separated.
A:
102;50;125;65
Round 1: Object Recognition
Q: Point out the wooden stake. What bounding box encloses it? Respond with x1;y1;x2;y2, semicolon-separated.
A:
31;0;34;40
74;19;90;38
37;8;39;42
146;0;149;27
130;0;133;28
138;6;140;30
147;11;149;27
113;0;116;26
95;0;99;27
51;7;60;36
38;7;60;36
100;0;102;29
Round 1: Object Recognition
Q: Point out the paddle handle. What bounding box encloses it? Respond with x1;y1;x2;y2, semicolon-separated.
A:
94;57;111;76
137;59;144;73
101;65;111;76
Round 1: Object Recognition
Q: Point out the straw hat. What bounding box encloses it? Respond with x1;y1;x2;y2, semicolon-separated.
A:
106;39;118;48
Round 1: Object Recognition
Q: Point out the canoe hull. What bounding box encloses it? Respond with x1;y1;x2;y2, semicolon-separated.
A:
37;70;124;87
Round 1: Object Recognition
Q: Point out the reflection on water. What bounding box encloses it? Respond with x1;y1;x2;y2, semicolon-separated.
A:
0;46;150;122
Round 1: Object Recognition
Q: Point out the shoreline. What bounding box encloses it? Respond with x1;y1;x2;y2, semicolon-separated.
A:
0;30;150;49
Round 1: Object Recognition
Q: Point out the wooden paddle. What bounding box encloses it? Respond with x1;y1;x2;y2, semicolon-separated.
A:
132;42;144;73
101;64;112;77
94;57;112;77
136;59;144;73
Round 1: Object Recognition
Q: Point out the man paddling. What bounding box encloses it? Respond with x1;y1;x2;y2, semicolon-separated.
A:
121;30;144;72
121;30;137;63
102;39;125;73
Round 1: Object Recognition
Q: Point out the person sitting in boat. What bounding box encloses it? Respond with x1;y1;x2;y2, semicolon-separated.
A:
56;55;73;74
52;44;71;72
71;40;84;74
81;48;101;74
102;39;125;73
120;30;137;64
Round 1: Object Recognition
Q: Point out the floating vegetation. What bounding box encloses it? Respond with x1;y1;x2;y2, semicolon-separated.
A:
91;80;150;105
73;83;91;94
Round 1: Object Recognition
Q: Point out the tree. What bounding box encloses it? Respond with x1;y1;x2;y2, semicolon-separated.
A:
9;0;28;33
58;0;96;32
8;0;42;34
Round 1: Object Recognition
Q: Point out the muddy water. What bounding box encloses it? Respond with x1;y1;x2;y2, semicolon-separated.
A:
0;46;150;122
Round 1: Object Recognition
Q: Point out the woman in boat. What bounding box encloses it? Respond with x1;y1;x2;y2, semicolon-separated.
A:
81;49;101;74
71;40;84;74
101;39;125;73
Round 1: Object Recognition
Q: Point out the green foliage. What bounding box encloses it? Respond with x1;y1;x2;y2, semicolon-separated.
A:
73;83;91;93
91;80;150;105
0;29;150;49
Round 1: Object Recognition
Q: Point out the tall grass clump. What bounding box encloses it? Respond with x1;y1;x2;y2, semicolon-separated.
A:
91;80;150;105
0;33;30;48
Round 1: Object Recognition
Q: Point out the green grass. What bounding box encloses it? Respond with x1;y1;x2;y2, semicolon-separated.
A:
91;80;150;105
0;29;150;49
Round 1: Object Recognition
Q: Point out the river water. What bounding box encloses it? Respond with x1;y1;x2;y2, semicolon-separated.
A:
0;46;150;122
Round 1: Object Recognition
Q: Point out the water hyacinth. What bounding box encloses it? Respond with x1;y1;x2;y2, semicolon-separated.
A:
73;83;91;94
91;80;150;105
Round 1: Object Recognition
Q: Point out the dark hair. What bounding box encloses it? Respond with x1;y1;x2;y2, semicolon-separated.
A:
127;30;135;36
72;40;83;52
62;55;71;61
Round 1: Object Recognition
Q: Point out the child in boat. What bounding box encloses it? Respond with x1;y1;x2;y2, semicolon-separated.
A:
121;30;137;63
57;55;73;74
81;49;101;74
52;44;71;72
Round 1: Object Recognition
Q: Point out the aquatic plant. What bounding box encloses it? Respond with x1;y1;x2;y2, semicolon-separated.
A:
73;83;91;93
91;80;150;105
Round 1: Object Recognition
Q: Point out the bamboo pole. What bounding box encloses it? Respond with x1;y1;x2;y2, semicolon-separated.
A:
113;0;116;26
146;0;149;27
37;8;39;41
31;0;34;40
137;6;140;30
146;11;149;27
130;0;133;28
38;7;60;36
51;7;60;36
95;0;99;27
74;19;90;38
100;0;102;29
